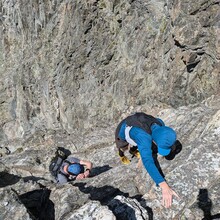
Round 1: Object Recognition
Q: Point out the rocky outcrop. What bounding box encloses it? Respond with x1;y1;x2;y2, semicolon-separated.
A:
1;0;219;141
1;96;220;219
0;0;219;219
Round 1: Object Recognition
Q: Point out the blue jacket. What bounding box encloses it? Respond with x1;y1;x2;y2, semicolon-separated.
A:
119;119;165;185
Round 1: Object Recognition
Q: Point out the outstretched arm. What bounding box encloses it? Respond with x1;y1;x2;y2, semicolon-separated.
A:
130;127;179;208
130;127;165;184
80;160;93;170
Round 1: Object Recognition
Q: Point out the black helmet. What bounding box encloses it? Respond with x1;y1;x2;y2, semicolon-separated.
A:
165;140;182;160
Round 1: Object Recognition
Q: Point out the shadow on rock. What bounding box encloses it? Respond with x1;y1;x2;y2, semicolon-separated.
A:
132;195;154;220
73;182;153;220
108;198;137;220
0;172;47;188
0;172;21;187
90;165;112;177
197;188;220;220
12;188;55;220
23;176;47;183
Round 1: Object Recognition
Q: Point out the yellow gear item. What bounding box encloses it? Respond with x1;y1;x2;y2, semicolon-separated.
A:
130;150;140;159
119;155;130;164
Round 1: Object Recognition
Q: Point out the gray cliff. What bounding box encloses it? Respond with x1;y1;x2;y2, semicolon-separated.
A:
0;0;220;219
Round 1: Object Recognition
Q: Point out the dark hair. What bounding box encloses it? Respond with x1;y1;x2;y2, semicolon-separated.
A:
165;140;182;160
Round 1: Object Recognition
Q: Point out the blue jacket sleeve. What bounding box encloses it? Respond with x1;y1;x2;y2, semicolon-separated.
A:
130;126;165;185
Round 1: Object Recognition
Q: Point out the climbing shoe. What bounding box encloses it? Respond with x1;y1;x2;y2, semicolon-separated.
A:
129;149;140;159
119;155;130;165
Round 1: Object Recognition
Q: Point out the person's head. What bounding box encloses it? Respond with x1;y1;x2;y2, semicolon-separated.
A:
67;163;82;175
152;126;177;156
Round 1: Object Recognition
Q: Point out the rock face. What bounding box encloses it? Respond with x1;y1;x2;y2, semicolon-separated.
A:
1;0;219;140
0;0;220;220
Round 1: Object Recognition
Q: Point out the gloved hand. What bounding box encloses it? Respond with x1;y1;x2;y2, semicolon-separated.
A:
129;149;140;159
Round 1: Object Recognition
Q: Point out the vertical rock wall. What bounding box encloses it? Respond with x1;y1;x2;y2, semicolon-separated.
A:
0;1;220;219
1;0;219;143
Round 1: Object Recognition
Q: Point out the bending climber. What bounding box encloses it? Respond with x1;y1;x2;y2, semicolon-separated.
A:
57;156;93;184
115;112;182;208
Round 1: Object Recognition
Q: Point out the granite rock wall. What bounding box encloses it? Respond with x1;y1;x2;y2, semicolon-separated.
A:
0;0;220;219
0;0;219;142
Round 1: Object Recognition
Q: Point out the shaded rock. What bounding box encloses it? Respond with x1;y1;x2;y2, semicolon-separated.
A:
0;172;21;188
15;188;55;220
108;195;153;220
0;188;32;220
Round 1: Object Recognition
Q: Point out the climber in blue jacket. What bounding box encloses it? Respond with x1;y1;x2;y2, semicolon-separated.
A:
115;112;182;208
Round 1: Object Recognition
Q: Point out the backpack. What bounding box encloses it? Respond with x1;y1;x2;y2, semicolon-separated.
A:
125;112;162;134
49;147;68;181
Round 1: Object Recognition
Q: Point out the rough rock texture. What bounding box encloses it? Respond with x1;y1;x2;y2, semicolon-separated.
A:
0;0;220;219
1;97;220;219
1;0;219;141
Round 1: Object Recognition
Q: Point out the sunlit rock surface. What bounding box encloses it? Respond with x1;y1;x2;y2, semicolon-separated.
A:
0;0;219;219
1;96;220;219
